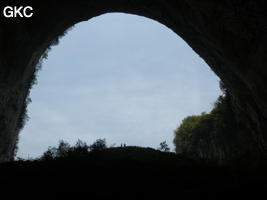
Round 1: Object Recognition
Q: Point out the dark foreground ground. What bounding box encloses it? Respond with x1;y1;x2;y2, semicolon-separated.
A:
0;147;266;198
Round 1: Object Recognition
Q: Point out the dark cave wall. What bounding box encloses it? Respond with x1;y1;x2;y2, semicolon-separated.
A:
0;0;267;161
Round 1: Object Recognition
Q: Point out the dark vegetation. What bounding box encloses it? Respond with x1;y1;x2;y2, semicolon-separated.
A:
173;82;254;165
1;138;267;197
173;83;236;161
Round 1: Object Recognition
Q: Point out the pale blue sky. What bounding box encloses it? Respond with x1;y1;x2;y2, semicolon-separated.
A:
17;13;221;158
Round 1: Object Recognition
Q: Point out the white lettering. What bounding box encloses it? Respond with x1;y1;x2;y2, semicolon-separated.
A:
14;6;23;18
3;6;13;18
3;6;34;18
23;6;33;18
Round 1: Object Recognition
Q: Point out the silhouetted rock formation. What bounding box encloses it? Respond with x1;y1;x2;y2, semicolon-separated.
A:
0;1;267;161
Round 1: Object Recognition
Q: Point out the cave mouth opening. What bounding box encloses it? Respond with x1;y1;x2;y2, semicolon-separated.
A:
16;13;221;159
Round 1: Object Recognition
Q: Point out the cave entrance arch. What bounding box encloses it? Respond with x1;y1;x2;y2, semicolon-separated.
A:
1;1;266;162
17;13;222;158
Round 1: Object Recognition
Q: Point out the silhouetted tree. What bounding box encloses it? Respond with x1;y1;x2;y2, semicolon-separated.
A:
70;139;89;157
41;146;57;160
89;138;107;152
56;140;71;157
158;141;170;152
41;140;71;160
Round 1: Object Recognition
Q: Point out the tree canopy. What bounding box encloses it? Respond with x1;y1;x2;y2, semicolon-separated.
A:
173;84;240;163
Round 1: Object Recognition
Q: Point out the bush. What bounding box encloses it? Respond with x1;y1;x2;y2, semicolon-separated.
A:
40;138;109;160
89;139;107;152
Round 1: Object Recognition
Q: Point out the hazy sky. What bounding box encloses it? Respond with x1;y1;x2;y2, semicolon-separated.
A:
17;13;221;158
